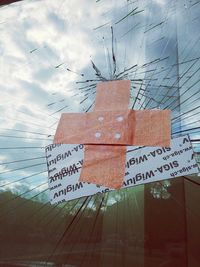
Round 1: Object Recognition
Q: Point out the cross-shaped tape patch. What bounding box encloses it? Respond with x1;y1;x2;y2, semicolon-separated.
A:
54;80;171;189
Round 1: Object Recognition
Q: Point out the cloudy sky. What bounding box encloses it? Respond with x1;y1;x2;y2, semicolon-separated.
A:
0;0;199;200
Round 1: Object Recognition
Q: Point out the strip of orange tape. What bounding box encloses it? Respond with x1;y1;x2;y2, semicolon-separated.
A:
54;110;170;146
94;80;131;111
80;145;126;189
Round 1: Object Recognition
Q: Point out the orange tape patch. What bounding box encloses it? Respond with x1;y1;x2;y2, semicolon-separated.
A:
54;110;135;145
80;80;130;189
134;110;171;147
80;145;126;189
53;80;171;189
94;80;131;111
54;110;170;146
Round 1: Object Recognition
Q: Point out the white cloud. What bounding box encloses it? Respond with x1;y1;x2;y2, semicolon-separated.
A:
153;0;166;6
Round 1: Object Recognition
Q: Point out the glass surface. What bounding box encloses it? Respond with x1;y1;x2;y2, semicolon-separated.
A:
0;0;200;266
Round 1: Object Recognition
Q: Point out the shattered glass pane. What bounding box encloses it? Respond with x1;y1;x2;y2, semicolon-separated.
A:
0;0;200;266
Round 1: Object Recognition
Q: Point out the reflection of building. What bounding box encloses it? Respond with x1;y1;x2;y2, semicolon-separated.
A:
1;178;200;267
143;1;181;133
194;152;200;164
